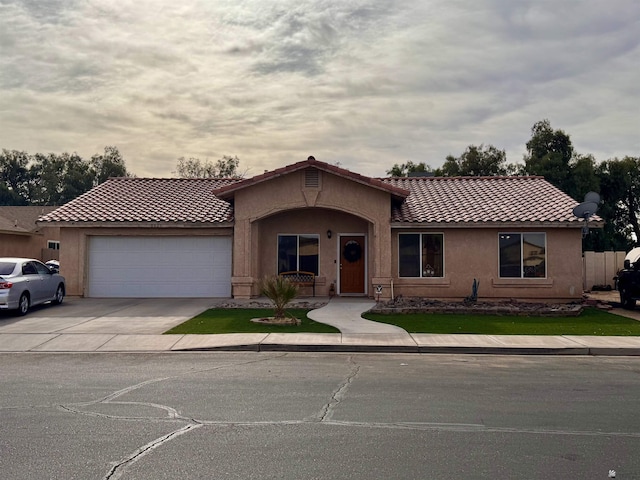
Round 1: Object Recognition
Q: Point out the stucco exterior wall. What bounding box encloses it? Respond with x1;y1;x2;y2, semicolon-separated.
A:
389;227;583;301
257;208;368;295
230;168;393;298
59;227;232;296
0;226;60;260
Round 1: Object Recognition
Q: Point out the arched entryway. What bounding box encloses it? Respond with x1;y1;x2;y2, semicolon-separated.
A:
256;208;370;297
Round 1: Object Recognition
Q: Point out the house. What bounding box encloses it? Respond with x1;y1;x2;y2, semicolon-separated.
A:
0;206;60;261
38;157;597;301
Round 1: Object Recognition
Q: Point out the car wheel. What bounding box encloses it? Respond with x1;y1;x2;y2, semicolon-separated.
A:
18;293;29;316
620;288;636;309
52;284;64;305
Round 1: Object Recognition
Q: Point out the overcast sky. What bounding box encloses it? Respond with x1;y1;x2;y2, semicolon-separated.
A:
1;0;638;178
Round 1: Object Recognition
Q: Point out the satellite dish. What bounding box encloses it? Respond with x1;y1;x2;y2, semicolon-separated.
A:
584;191;600;204
573;195;600;239
572;202;598;219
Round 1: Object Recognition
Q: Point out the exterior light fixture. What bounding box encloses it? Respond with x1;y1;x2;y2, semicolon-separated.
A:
327;229;332;239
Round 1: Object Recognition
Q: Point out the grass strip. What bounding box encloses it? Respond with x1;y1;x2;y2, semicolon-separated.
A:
363;308;640;336
165;308;340;334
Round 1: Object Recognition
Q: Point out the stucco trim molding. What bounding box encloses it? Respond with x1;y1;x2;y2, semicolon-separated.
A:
302;189;320;207
393;279;452;288
491;278;554;288
37;221;235;228
391;222;591;229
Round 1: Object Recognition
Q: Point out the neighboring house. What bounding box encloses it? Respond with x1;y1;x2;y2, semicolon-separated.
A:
0;206;60;261
38;157;598;301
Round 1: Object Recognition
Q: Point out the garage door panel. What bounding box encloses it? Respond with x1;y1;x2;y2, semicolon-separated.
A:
88;236;231;298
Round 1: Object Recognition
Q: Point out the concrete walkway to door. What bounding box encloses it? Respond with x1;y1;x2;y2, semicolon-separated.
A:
307;297;409;334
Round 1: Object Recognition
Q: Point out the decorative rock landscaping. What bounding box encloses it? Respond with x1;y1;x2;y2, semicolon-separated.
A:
371;297;585;317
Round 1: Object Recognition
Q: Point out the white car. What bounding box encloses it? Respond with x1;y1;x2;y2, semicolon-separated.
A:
45;259;60;273
0;258;66;315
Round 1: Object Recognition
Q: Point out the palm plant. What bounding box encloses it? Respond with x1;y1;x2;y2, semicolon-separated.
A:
260;276;299;319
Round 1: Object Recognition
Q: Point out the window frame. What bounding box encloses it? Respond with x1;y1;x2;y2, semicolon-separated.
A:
397;232;445;278
277;234;320;275
498;232;547;279
47;240;60;250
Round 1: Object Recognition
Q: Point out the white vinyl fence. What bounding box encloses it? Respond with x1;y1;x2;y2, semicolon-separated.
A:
582;251;627;291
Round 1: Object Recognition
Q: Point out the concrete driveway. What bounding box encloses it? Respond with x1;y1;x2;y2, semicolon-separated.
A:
0;297;214;335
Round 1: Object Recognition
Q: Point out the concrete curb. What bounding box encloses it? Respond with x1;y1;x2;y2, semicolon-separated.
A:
171;344;640;356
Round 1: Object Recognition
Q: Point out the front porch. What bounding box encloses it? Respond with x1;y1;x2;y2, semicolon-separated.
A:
231;207;393;299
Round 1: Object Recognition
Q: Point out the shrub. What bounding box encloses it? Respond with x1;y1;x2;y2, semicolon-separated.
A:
260;276;299;319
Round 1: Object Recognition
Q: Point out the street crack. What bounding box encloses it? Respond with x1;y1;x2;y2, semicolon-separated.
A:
56;354;288;479
317;355;360;422
103;423;202;480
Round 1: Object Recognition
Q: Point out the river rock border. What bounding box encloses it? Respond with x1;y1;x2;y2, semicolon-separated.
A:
371;298;584;317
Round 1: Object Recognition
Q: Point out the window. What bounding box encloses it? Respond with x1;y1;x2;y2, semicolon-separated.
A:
0;262;17;276
278;235;319;274
47;241;60;250
499;233;546;278
398;233;444;277
34;261;51;275
22;262;37;275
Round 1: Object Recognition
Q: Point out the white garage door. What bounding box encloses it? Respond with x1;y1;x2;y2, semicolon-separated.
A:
88;236;232;298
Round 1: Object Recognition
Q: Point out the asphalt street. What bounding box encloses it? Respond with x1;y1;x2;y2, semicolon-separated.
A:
1;352;639;479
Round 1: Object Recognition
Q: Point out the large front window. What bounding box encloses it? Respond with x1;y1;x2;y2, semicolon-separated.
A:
398;233;444;277
277;235;319;274
499;233;546;278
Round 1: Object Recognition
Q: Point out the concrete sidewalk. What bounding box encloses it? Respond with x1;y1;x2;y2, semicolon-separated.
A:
1;330;640;355
0;295;639;355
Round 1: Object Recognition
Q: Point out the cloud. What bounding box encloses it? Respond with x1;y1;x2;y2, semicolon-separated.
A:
0;0;638;178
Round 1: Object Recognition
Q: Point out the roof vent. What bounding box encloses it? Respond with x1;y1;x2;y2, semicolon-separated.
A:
305;168;320;188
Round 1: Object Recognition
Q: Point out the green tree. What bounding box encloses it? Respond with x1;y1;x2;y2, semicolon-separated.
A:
0;149;30;203
523;119;574;194
438;144;510;176
596;157;640;250
386;161;433;177
522;120;602;201
174;155;243;178
59;153;95;203
1;146;133;206
27;152;99;205
0;182;26;205
26;153;62;205
570;154;600;199
90;146;131;185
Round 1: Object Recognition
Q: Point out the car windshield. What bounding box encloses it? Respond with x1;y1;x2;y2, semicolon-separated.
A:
0;262;17;275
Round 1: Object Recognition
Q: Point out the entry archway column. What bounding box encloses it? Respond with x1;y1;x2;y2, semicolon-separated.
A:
231;217;253;299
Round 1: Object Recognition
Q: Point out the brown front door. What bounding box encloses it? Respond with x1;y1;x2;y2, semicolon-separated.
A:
340;235;366;295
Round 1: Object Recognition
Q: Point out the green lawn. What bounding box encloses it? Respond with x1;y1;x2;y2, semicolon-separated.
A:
165;308;340;334
363;308;640;336
166;307;640;336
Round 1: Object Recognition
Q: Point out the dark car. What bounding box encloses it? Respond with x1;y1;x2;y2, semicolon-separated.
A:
0;257;66;315
617;248;640;309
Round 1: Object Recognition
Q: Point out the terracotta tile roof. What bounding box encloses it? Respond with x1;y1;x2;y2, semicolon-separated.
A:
38;178;238;224
0;206;57;234
37;169;594;228
382;176;594;225
213;157;410;200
